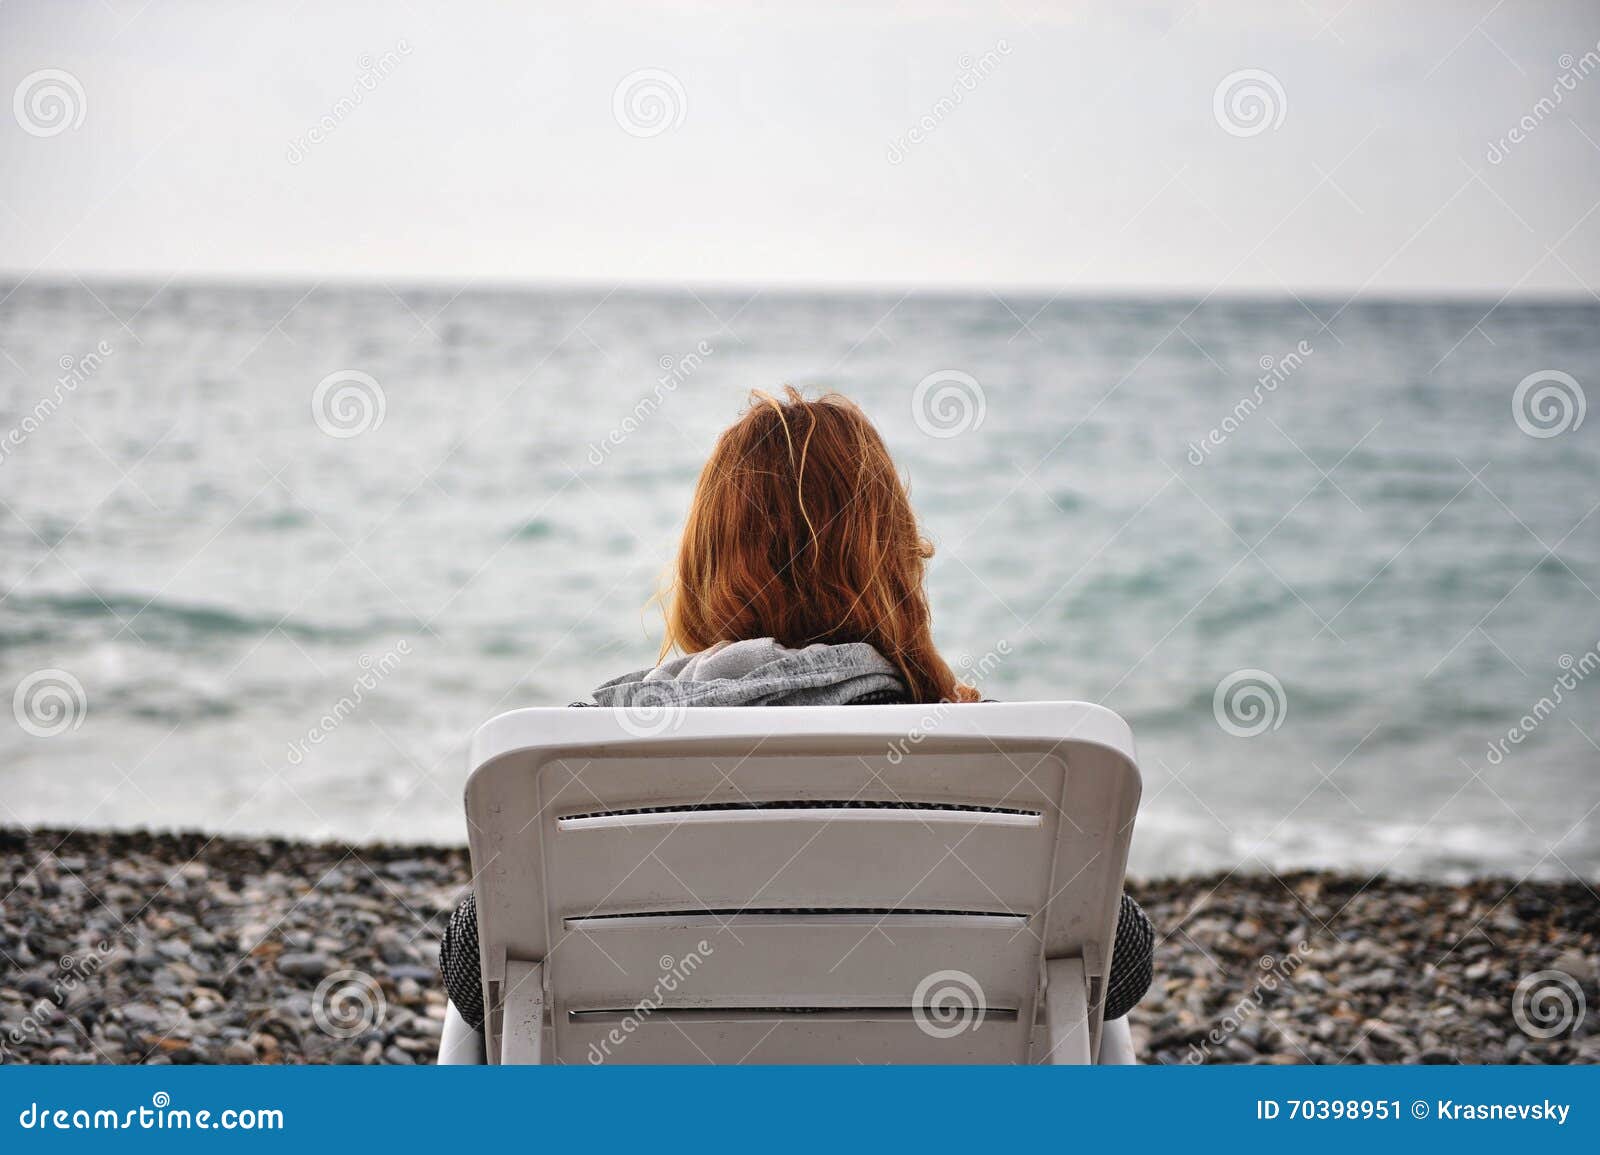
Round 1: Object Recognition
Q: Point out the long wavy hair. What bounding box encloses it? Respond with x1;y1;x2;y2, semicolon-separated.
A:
659;387;977;704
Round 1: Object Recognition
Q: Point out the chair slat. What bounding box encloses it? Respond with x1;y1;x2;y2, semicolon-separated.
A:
549;810;1057;913
545;920;1039;1020
567;1017;1027;1065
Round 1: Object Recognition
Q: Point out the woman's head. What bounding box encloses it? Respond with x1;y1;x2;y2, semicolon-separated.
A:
661;387;976;704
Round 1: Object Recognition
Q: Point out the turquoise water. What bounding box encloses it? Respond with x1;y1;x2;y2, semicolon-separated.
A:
1;280;1596;879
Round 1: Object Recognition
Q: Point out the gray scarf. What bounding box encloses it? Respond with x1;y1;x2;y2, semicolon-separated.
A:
590;638;906;708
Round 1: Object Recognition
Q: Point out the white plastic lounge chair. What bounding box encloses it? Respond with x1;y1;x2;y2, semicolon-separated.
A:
437;701;1141;1065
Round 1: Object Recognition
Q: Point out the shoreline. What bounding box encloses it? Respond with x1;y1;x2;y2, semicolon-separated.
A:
2;827;1595;1065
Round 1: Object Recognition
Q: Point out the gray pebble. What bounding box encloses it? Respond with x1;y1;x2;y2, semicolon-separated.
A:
275;953;333;979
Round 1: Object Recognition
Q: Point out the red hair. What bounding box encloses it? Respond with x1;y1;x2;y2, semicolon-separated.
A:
660;387;977;704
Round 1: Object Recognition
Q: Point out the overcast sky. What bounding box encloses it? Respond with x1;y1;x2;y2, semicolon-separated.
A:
2;0;1598;294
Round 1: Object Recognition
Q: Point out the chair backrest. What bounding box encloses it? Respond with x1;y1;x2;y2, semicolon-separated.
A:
464;701;1140;1064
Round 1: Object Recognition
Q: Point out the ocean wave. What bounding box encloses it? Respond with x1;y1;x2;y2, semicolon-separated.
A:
4;591;418;647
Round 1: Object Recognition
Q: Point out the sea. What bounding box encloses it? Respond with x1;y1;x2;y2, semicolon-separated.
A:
1;279;1596;880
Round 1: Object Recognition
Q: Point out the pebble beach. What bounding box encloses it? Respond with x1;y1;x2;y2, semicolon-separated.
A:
2;827;1596;1065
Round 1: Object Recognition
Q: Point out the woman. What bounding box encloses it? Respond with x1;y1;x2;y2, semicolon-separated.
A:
439;387;1153;1039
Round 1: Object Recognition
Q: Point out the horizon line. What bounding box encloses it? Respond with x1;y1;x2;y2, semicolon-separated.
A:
2;267;1596;306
